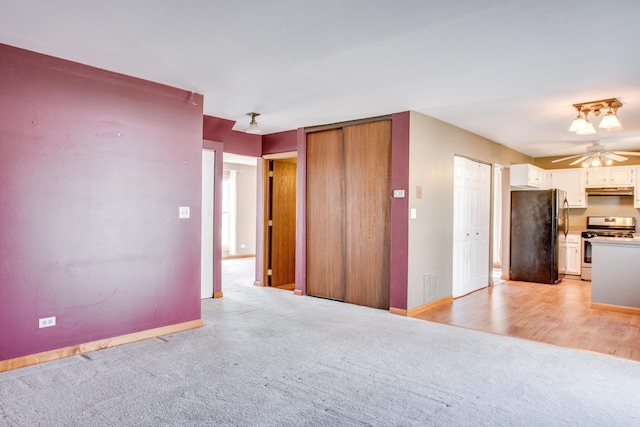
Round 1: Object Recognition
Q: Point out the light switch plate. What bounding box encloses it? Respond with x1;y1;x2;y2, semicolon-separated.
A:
179;206;190;219
410;208;417;219
393;189;406;198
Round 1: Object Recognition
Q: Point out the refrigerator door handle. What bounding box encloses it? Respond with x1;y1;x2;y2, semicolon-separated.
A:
563;198;570;237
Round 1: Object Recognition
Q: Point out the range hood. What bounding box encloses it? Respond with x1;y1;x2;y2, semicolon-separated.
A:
585;186;634;196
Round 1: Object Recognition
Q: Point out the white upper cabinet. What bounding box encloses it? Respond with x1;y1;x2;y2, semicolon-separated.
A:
548;168;587;208
510;164;547;189
585;166;634;187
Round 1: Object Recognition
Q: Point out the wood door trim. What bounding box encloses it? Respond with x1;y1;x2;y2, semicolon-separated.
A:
263;151;297;160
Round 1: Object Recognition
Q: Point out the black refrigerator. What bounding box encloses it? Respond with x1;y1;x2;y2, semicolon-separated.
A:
510;189;569;284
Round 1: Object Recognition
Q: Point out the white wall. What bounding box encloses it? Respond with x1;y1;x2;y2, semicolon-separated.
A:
406;112;530;310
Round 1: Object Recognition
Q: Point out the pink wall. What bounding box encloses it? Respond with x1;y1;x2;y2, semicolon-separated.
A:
390;112;410;310
263;130;298;155
223;130;262;157
0;44;204;361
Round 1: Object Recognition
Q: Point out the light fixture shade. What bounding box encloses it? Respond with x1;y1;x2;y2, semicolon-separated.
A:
576;121;596;135
569;116;586;132
246;112;262;134
599;111;622;129
247;122;261;134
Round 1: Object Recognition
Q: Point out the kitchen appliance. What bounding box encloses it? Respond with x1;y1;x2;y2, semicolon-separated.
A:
581;216;636;281
510;189;569;284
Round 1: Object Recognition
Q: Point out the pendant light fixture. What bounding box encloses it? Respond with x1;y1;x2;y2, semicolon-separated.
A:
246;112;261;134
569;98;623;135
575;110;596;135
599;101;622;129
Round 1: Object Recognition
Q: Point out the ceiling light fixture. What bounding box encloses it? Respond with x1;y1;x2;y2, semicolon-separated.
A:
569;98;623;135
246;112;262;134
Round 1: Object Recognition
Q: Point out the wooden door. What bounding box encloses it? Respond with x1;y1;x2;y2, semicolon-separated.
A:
270;159;297;287
306;129;345;301
343;121;391;309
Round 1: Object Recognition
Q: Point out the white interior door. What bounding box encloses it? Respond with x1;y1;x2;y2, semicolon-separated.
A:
201;150;215;299
453;156;491;298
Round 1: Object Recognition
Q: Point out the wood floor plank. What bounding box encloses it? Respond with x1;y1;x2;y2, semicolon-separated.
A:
413;278;640;362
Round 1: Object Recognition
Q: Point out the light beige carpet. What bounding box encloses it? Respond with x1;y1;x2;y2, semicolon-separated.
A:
1;258;639;426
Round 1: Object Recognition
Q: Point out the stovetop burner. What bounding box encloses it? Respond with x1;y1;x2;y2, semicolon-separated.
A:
582;216;636;239
582;230;634;239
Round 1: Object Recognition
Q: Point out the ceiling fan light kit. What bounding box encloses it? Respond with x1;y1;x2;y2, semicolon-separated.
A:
569;98;623;134
551;141;640;167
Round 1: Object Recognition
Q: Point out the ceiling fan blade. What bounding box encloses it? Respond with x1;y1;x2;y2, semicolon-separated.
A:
613;151;640;156
605;153;628;162
569;155;590;166
551;154;583;163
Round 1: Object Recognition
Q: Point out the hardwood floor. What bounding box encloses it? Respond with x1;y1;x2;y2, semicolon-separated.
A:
413;278;640;362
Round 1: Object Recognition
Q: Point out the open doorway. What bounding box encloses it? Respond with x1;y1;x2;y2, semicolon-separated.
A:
262;154;297;291
222;154;258;259
220;153;258;292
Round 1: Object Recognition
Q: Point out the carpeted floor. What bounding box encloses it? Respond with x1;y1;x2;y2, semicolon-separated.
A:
1;258;639;426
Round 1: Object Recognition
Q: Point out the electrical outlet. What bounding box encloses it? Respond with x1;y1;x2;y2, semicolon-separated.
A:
179;206;190;219
39;316;56;328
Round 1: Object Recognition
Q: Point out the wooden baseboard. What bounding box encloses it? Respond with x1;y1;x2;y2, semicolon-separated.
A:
0;319;203;373
390;296;453;317
213;292;223;298
591;302;640;315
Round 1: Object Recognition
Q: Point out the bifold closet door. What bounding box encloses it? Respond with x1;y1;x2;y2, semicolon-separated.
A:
306;129;345;301
343;121;391;309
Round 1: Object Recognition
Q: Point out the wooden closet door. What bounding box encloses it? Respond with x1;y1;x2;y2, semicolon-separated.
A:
270;160;297;287
343;121;391;309
306;129;345;301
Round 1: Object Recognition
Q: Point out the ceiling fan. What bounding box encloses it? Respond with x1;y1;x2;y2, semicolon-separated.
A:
551;141;640;167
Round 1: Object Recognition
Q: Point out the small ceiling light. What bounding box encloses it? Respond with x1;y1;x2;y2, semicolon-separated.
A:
570;98;622;135
568;106;586;132
599;102;622;129
246;112;261;134
576;111;596;135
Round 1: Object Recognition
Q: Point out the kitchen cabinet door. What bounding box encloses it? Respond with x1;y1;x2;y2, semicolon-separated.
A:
559;233;581;276
549;169;587;208
586;167;634;187
610;167;634;186
510;164;545;189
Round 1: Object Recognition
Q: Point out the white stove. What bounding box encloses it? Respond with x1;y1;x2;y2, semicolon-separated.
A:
581;216;636;280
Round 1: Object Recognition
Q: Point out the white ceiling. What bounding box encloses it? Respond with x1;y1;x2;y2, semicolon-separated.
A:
2;0;640;158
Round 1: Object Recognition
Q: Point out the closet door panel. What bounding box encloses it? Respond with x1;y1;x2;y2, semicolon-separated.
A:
306;129;345;301
343;121;391;309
